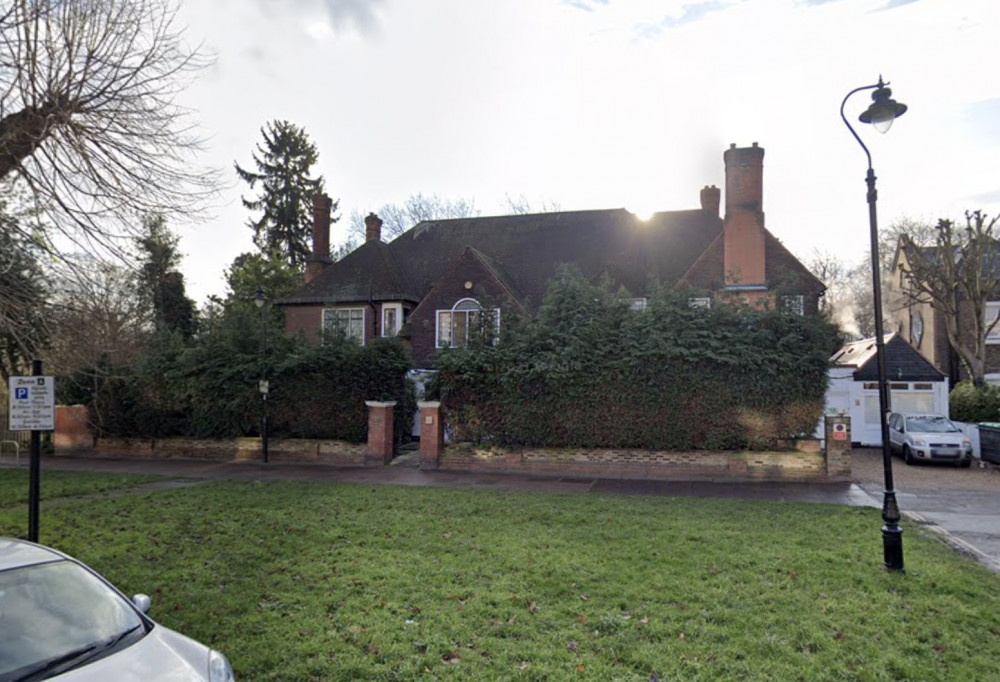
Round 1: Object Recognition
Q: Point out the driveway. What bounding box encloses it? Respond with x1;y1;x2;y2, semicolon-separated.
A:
852;447;1000;573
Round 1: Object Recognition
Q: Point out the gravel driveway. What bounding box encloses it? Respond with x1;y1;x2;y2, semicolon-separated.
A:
851;447;1000;491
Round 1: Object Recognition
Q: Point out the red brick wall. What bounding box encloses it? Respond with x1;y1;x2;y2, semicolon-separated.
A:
408;249;513;368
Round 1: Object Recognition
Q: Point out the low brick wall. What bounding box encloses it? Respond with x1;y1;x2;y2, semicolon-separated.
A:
89;437;367;467
438;441;838;481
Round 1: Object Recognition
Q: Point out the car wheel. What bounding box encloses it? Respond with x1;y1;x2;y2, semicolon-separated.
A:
903;445;915;465
959;458;972;468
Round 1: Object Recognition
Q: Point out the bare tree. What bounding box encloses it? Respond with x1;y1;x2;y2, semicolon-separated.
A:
45;257;152;381
897;211;1000;384
502;192;561;215
348;192;479;243
805;249;875;338
0;0;217;257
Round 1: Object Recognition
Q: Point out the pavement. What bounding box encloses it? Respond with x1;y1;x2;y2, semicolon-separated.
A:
851;447;1000;574
5;448;1000;573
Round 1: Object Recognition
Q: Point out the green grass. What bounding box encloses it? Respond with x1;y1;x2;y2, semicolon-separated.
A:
0;468;164;506
2;477;999;681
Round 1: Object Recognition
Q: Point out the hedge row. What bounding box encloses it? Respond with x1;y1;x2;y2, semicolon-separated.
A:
58;308;415;444
432;268;841;450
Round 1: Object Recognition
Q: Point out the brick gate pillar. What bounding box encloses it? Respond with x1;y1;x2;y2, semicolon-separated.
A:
365;401;396;466
418;401;443;469
824;414;852;479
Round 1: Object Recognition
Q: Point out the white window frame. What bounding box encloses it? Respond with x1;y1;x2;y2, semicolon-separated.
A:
780;294;805;316
624;297;647;311
986;301;1000;344
322;307;365;344
436;298;500;349
689;297;712;309
382;303;403;337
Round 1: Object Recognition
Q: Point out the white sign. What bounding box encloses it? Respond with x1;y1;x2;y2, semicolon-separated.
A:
8;376;56;431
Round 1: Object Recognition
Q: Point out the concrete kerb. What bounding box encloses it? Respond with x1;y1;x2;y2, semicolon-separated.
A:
904;510;1000;574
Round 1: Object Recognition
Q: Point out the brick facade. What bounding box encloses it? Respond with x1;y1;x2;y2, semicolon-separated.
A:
407;248;518;368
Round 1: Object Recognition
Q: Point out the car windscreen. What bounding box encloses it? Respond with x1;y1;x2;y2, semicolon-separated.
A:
0;559;146;681
905;416;961;433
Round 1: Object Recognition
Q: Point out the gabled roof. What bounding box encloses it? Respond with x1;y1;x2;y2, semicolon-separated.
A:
830;333;945;382
281;239;418;305
287;207;724;308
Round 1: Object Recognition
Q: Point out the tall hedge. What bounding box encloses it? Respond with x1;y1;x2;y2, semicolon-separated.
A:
433;268;841;450
63;306;414;443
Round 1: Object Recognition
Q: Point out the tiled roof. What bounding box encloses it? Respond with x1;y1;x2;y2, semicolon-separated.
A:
286;208;724;308
831;333;945;382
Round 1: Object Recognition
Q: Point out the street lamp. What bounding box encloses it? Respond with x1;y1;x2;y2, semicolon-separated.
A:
841;76;908;572
254;286;270;464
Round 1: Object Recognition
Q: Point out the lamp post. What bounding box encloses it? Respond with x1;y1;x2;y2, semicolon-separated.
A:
254;286;270;464
841;76;908;572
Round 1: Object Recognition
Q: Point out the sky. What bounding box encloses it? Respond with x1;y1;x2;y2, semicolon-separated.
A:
171;0;1000;303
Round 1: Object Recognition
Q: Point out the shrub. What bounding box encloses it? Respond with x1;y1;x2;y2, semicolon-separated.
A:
949;381;1000;423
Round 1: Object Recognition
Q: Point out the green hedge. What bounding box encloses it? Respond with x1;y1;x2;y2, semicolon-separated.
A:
59;308;414;444
432;268;841;451
949;381;1000;423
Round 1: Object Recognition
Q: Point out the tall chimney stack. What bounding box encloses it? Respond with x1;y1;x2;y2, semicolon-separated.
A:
365;213;383;243
722;143;766;290
305;193;333;284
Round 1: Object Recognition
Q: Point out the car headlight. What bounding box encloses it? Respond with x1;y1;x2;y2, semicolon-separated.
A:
962;439;972;448
913;438;926;446
209;650;234;682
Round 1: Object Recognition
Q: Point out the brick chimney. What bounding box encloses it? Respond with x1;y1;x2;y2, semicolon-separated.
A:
722;143;766;290
700;185;720;217
305;193;333;284
365;212;383;243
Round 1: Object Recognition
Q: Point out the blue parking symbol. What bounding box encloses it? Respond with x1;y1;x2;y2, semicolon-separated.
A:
15;387;28;400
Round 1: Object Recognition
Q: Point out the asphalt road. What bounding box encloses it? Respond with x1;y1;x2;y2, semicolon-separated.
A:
851;447;1000;573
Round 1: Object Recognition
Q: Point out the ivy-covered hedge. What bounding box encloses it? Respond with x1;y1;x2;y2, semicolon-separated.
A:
432;268;841;451
59;308;414;444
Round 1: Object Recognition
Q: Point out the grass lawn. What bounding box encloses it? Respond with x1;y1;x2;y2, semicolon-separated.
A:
0;468;163;505
1;476;999;681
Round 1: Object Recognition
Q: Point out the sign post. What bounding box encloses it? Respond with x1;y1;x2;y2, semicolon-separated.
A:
8;361;54;542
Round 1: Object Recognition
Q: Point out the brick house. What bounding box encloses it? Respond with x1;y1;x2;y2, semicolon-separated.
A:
279;143;825;368
888;239;1000;386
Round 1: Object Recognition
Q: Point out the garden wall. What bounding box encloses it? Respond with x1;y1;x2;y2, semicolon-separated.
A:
86;437;367;466
437;443;833;481
419;405;853;482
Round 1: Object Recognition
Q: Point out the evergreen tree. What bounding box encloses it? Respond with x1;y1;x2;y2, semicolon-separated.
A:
135;213;196;338
235;121;335;268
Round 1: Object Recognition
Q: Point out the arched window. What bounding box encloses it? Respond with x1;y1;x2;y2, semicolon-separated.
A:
436;298;499;348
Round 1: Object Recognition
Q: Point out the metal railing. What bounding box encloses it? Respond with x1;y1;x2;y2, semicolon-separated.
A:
1;413;31;465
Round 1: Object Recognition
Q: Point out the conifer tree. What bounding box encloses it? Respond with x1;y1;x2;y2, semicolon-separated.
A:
235;121;335;268
135;213;196;339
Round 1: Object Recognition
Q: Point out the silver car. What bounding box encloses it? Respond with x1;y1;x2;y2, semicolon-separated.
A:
887;412;973;467
0;537;234;681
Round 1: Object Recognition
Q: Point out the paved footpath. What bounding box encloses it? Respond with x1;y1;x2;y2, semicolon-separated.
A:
852;448;1000;574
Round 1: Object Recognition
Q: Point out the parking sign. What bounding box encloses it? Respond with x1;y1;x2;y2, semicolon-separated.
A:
8;376;56;431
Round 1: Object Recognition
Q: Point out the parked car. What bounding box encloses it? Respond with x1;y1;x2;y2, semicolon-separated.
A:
887;412;973;467
0;537;234;681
